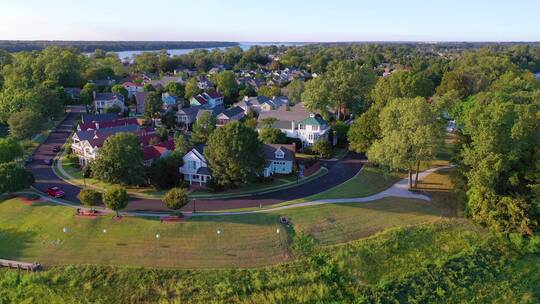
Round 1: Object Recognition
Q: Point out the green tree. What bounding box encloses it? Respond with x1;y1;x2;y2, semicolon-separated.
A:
143;84;155;92
302;77;331;116
286;79;305;104
77;189;102;211
143;91;162;122
163;187;189;214
257;85;281;98
0;138;23;164
215;71;239;105
7;110;43;140
103;186;128;217
347;106;381;153
259;128;287;144
191;111;216;144
91;133;145;185
166;82;185;97
80;83;97;105
312;140;332;159
367;97;443;189
331;121;350;147
174;133;191;155
205;121;265;187
147;151;184;189
184;78;201;99
0;162;34;193
111;84;128;100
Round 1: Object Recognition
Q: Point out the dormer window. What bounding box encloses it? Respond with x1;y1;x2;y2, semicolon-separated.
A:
275;148;284;159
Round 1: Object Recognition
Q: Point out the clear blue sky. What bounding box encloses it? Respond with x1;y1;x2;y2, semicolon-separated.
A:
1;0;539;42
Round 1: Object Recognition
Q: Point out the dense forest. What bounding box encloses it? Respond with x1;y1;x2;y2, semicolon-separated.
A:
0;40;238;52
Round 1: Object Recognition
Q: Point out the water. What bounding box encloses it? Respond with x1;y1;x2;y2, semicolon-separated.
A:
536;72;540;80
105;42;306;60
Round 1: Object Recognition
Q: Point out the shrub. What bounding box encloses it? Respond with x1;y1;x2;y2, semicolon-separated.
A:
77;189;102;210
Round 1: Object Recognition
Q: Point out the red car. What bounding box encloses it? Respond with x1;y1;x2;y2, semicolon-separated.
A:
47;187;65;198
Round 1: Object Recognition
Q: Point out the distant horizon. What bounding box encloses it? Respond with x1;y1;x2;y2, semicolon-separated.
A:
1;40;540;43
2;1;540;42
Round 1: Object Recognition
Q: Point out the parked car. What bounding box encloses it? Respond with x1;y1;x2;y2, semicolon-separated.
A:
53;146;61;152
47;187;65;198
44;159;52;165
25;156;33;164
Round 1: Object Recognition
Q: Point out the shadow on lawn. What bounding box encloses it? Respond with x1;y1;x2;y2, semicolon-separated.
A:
0;228;37;260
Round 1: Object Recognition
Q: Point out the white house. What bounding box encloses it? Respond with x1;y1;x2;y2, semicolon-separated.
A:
94;92;125;114
262;144;295;177
257;104;330;147
179;145;212;185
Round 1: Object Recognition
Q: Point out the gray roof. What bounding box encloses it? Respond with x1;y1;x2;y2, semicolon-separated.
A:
258;103;309;122
220;106;245;119
194;144;206;156
81;113;120;124
95;92;124;101
74;124;139;141
262;144;295;162
196;167;211;176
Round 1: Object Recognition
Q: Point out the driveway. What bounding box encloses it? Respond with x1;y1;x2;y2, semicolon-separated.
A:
27;108;364;212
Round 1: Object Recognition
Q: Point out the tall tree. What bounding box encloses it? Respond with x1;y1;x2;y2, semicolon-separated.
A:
191;111;216;144
0;162;34;194
286;79;305;104
7;110;43;140
0;138;23;164
143;91;163;122
103;186;128;218
184;78;201;99
205;121;265;187
367;98;443;189
215;70;239;105
91;133;145;185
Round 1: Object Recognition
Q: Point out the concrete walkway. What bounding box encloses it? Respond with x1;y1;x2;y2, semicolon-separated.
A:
19;165;453;218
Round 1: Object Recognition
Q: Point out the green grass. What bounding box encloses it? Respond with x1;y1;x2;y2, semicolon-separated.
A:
0;178;454;269
1;220;537;303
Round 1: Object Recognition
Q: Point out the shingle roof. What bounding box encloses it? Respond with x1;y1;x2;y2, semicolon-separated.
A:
261;144;295;162
74;124;139;142
78;118;139;132
95;92;124;101
81;113;120;124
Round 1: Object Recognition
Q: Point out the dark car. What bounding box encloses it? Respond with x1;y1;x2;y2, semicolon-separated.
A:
44;159;53;165
47;187;65;198
53;146;61;152
25;156;33;164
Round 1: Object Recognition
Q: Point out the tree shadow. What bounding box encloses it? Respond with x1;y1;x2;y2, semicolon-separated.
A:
0;228;37;261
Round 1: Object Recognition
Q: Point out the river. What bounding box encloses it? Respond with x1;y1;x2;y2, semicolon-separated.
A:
110;42;306;60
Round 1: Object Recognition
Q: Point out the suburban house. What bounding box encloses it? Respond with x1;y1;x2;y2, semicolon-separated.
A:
161;92;178;110
176;106;202;128
179;145;212;185
142;139;175;166
134;91;149;114
262;144;296;177
145;76;184;89
257;104;330;147
71;124;140;166
196;77;214;90
94;92;125;113
215;106;246;126
237;96;288;113
189;92;224;109
77;117;139;132
122;82;143;98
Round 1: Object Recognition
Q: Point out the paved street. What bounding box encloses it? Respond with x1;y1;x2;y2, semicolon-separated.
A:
26;108;364;212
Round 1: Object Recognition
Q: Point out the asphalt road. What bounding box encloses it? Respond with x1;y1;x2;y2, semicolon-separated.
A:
27;108;364;212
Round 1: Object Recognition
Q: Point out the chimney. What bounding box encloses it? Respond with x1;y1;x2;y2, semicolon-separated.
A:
92;91;96;101
93;130;98;139
95;122;99;130
291;120;295;131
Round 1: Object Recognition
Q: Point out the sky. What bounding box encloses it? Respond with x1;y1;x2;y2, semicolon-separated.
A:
1;0;539;42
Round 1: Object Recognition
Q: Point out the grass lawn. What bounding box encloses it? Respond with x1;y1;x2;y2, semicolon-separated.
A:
1;219;537;303
0;167;456;269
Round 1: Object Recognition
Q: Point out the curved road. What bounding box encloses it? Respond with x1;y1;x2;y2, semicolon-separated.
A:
27;108;364;212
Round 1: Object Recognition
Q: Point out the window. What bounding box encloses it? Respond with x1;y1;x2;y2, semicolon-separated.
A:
298;124;305;130
188;160;197;170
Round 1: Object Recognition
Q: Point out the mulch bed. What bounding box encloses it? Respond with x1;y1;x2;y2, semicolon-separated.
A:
19;198;44;205
76;209;107;218
160;216;188;223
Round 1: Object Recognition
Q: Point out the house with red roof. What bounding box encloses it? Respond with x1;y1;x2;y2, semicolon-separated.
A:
189;92;224;109
77;117;140;132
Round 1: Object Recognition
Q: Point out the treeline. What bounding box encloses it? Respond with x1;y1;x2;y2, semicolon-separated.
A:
0;40;238;53
346;45;540;240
